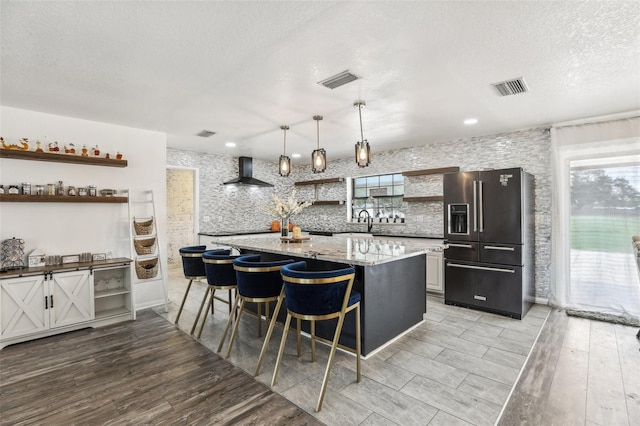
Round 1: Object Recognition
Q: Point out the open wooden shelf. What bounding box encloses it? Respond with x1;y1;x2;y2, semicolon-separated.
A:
0;194;128;203
402;166;459;177
311;200;344;205
0;149;128;167
294;177;344;186
402;196;444;202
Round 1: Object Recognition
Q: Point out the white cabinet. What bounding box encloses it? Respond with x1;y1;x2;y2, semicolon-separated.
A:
0;261;133;349
0;274;48;339
0;270;93;341
426;251;444;293
49;270;94;328
93;264;132;319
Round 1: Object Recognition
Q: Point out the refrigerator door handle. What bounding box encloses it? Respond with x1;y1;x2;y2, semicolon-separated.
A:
448;243;474;249
484;245;515;251
473;180;478;232
447;262;515;274
478;180;484;232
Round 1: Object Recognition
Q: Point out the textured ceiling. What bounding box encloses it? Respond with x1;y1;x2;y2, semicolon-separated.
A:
2;1;639;164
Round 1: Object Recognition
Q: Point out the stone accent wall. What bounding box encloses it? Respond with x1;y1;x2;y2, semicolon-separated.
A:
167;126;551;298
166;168;195;267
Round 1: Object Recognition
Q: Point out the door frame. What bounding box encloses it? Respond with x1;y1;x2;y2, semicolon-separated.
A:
166;165;199;245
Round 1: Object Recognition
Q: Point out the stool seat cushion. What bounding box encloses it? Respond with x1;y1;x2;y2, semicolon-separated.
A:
203;249;239;286
281;261;358;315
233;255;294;298
179;245;207;254
179;245;207;277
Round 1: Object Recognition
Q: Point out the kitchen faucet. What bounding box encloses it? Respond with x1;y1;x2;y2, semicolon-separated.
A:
358;209;373;233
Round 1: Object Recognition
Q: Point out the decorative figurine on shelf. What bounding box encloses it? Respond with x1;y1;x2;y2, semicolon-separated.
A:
1;137;29;150
35;140;44;152
116;151;123;160
48;141;59;152
81;144;89;157
93;145;100;156
69;143;76;154
105;153;110;159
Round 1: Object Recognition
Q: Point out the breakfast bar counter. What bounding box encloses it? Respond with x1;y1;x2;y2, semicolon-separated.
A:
203;233;445;356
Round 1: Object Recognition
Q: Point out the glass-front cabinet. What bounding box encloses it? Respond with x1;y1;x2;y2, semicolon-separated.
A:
351;173;405;223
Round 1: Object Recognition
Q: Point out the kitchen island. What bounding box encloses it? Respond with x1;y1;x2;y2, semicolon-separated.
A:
202;233;444;356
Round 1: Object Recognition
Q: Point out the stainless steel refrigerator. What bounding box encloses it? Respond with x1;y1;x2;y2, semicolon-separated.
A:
443;168;535;319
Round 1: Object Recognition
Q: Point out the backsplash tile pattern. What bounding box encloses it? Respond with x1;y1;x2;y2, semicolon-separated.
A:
167;127;551;298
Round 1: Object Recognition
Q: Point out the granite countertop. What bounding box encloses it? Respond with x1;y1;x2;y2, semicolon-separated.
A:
203;233;444;266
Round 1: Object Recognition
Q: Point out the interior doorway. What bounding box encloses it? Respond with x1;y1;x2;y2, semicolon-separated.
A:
166;167;198;268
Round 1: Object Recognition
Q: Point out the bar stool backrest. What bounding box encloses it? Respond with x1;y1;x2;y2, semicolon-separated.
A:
233;254;294;298
203;249;240;286
179;245;207;279
280;261;356;316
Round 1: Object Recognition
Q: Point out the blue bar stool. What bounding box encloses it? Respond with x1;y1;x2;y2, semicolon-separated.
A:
271;261;361;412
176;245;207;325
191;249;240;338
218;254;294;359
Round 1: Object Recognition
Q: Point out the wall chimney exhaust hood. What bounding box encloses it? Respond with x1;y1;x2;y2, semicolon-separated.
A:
223;156;273;187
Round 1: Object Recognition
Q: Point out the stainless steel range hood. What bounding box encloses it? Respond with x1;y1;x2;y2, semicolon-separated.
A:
223;156;273;187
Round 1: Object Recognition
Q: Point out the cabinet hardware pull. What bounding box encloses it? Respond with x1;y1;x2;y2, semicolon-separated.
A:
473;180;478;232
478;180;484;232
45;296;48;309
448;243;473;249
447;263;515;273
50;295;54;308
474;295;487;301
484;246;515;251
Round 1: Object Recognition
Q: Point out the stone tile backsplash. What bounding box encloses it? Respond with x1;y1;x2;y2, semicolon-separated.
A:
167;126;551;299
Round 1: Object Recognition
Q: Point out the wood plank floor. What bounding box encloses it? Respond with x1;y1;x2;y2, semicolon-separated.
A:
498;308;640;426
0;310;322;426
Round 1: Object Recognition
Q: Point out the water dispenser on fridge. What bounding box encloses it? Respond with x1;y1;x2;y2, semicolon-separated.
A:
448;204;468;235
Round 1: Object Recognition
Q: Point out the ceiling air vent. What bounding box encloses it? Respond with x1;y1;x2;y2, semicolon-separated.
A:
318;70;359;89
196;130;216;137
492;77;529;96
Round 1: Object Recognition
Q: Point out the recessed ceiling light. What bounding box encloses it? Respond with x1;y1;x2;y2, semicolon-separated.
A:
292;153;301;158
463;118;478;125
225;142;236;147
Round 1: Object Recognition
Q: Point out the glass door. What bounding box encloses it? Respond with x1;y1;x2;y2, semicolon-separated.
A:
568;156;640;318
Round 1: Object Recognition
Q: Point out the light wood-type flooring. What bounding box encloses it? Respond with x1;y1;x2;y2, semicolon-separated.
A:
1;266;638;425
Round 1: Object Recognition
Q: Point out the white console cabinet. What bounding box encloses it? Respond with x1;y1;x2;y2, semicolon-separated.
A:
426;251;444;293
0;259;132;349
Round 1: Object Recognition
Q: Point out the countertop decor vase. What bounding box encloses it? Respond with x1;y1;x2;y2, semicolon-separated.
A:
281;218;290;237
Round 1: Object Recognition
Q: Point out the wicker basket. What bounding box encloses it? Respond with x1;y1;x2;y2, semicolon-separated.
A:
133;217;154;235
135;257;158;279
134;237;157;255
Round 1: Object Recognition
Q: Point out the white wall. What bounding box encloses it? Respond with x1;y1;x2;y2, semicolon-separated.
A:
0;106;168;309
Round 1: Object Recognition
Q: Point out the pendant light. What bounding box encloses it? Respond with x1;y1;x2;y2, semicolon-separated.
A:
278;125;290;177
354;101;371;167
311;115;326;173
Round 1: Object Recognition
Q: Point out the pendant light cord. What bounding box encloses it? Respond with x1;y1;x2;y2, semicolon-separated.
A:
358;103;365;142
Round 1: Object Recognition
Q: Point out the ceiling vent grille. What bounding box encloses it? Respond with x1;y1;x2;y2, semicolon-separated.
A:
492;77;529;96
318;70;359;89
196;130;216;137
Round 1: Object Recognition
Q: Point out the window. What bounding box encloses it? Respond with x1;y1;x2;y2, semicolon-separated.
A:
351;173;404;222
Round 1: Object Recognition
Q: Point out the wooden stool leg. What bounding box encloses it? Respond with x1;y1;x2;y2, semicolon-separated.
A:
197;289;215;338
226;298;246;358
255;288;285;377
191;287;210;335
217;294;240;353
175;279;193;324
310;319;315;362
316;312;347;412
271;313;292;387
355;304;361;382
